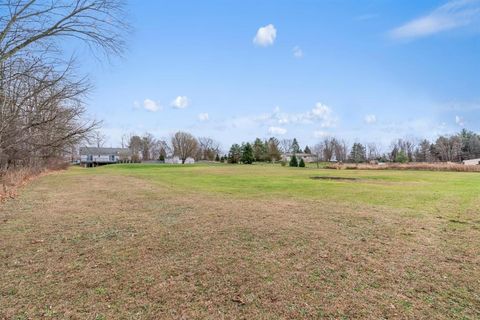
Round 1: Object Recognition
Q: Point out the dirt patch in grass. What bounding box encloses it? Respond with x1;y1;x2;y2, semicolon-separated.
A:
310;176;358;181
1;169;479;319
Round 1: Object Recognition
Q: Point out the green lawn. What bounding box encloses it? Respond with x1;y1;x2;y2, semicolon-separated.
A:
98;163;480;217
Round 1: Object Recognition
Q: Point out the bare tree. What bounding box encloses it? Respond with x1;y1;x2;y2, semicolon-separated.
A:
0;0;128;64
171;131;198;164
322;137;335;162
367;142;380;161
0;0;128;173
141;132;155;161
312;142;324;168
279;139;293;155
92;130;107;148
197;137;221;161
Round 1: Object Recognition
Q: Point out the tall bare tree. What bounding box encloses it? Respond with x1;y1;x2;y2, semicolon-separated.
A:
171;131;198;164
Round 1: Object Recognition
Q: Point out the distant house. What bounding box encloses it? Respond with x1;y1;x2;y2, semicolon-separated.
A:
164;156;195;164
463;158;480;166
282;153;316;163
80;147;131;167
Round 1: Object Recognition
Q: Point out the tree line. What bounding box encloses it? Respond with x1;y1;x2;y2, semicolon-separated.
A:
109;129;480;165
223;129;480;165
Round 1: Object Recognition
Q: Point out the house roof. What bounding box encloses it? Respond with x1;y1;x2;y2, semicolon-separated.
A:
80;147;130;155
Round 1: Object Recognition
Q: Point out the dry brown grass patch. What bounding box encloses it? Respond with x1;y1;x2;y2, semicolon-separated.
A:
0;170;479;319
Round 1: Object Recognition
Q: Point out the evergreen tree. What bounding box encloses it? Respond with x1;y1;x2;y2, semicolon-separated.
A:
159;154;165;162
289;155;299;167
304;145;311;154
228;144;241;163
253;138;267;161
241;142;254;164
299;158;306;167
266;137;282;162
395;150;408;163
215;154;220;162
292;138;301;154
349;143;367;163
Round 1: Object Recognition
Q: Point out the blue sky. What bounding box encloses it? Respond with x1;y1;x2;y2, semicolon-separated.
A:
83;0;480;151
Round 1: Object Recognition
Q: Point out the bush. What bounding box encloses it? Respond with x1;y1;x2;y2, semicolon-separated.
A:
299;158;306;167
289;155;298;167
280;160;287;167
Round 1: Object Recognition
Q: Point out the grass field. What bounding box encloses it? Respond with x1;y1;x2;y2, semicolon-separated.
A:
1;164;480;319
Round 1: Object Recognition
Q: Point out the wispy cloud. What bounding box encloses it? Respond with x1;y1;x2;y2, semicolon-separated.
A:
227;103;338;131
455;115;465;126
253;24;277;47
364;114;377;124
268;126;287;135
198;113;209;121
355;13;379;21
293;46;303;58
390;0;480;40
273;103;337;128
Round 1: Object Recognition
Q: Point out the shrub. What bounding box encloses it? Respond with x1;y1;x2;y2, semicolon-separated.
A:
289;155;298;167
280;160;287;167
299;158;306;167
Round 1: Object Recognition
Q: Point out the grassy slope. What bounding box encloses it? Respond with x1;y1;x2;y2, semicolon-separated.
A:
1;164;479;319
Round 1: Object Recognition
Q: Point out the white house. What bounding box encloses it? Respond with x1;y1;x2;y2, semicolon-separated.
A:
281;153;316;163
463;158;480;166
80;147;130;167
164;156;195;164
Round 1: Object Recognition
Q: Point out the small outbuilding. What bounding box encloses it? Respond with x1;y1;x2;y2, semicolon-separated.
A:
463;158;480;166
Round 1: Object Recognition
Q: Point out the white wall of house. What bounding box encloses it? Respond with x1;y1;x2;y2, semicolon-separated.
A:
164;156;195;164
463;159;480;166
80;154;119;163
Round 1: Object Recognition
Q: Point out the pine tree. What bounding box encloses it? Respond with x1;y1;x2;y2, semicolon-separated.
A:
395;150;408;163
349;143;367;163
253;138;267;161
228;144;241;163
304;145;311;154
289;155;298;167
215;154;220;162
299;158;306;167
241;142;254;164
292;138;301;154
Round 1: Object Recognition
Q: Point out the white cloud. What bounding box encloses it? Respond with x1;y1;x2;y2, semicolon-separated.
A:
313;130;330;138
253;24;277;47
270;103;337;128
268;126;287;135
364;114;377;124
390;0;480;40
144;99;160;112
171;96;190;109
198;113;209;121
455;115;465;126
138;99;161;112
293;46;303;58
